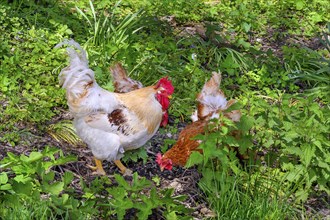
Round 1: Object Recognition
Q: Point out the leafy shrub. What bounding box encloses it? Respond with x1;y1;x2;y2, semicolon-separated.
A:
100;173;191;219
245;91;330;201
0;3;78;144
0;147;95;218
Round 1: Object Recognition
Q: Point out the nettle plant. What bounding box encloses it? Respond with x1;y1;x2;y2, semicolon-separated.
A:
98;173;191;219
0;147;93;218
244;91;330;201
0;4;77;144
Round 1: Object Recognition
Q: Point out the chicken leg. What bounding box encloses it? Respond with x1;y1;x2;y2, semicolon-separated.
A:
114;160;132;176
89;158;106;175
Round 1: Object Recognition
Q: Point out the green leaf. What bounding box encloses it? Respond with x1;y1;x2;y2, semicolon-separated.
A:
63;171;74;186
237;115;254;132
0;172;8;184
241;22;251;32
12;181;34;195
283;130;299;142
43;181;64;195
309;12;323;23
107;187;127;200
301;144;315;167
295;0;305;10
114;173;131;190
42;171;55;182
14;174;32;184
24;151;43;163
185;152;203;168
152;176;161;186
0;183;12;190
166;211;178;220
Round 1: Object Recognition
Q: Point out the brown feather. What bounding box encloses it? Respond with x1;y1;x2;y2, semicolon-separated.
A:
163;120;206;166
162;110;243;167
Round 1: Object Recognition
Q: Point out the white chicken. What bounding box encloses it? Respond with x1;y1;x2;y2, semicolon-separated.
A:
56;39;174;175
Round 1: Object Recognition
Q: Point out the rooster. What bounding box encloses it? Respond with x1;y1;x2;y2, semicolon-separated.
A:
56;39;174;175
156;72;241;171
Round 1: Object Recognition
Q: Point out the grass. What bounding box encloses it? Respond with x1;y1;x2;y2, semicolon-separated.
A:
199;167;300;219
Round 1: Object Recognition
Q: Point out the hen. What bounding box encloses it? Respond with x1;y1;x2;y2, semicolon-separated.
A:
56;40;174;175
156;72;241;171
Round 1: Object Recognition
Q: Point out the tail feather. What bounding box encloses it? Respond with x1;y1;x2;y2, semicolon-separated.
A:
195;72;228;120
109;62;143;93
55;39;88;67
56;39;96;100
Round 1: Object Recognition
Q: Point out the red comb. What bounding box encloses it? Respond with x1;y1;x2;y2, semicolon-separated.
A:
156;77;174;95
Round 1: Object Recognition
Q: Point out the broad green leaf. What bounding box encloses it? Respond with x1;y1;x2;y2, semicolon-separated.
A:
185;152;203;168
14;174;32;184
12;181;34;195
107;186;127;199
295;189;309;202
63;171;74;186
42;171;55;182
0;183;12;190
43;181;64;195
241;22;251;32
283;146;303;157
295;0;305;10
264;139;274;148
283;130;299;142
24;151;43;163
0;172;8;184
237;115;254;132
301;144;315;167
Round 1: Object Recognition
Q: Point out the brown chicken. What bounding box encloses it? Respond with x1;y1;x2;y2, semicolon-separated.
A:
56;39;174;175
156;72;241;171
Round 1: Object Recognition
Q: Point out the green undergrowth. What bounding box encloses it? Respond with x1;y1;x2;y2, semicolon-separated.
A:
0;147;192;219
1;0;329;219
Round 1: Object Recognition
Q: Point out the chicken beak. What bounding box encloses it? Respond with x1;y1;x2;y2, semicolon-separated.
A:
160;166;164;172
167;95;172;99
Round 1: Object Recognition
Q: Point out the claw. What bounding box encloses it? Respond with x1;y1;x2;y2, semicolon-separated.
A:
114;160;132;176
88;158;106;175
123;168;133;176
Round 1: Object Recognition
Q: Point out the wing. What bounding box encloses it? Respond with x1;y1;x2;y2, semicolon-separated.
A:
83;106;144;136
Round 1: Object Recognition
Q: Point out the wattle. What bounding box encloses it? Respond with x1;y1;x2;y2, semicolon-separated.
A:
156;93;170;110
161;111;169;127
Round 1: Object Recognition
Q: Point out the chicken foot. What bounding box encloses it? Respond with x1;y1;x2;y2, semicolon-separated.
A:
88;158;106;175
114;160;132;176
